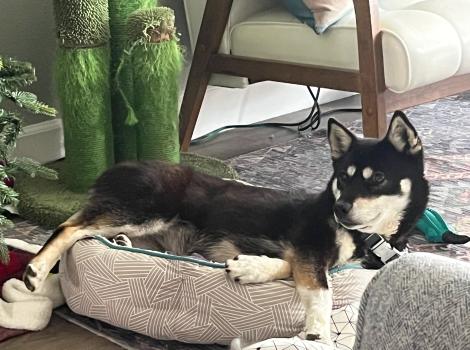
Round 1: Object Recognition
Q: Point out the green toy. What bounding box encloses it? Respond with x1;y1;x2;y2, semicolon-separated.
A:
119;7;183;163
54;0;114;192
109;0;155;162
416;208;470;244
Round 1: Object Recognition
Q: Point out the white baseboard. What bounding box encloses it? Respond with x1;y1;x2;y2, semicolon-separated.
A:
15;118;64;164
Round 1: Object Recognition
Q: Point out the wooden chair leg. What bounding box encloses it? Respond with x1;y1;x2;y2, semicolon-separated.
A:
179;0;233;151
361;92;386;137
354;0;387;138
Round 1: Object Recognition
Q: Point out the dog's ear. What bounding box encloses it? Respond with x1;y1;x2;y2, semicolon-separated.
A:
386;111;422;155
328;118;356;160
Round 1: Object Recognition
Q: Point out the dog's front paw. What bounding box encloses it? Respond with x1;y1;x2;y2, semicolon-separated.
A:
225;255;287;284
303;300;333;346
305;327;332;346
23;260;48;292
306;332;333;346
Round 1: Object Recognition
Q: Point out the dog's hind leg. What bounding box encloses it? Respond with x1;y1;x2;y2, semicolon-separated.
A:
24;212;172;291
24;211;89;292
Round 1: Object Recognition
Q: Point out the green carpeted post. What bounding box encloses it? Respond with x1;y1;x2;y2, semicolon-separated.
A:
54;0;114;192
108;0;155;162
126;7;183;163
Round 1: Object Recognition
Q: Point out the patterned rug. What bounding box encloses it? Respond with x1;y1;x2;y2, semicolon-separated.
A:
4;92;470;349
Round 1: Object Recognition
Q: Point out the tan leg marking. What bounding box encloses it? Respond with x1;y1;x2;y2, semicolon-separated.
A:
24;214;176;291
289;257;332;345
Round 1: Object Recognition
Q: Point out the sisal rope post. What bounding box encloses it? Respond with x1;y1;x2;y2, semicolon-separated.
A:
54;0;114;192
125;7;183;163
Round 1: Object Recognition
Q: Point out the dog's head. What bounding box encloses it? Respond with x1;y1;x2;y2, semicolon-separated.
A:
328;111;428;247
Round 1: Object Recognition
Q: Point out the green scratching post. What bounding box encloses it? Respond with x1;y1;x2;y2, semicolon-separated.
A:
125;7;183;163
108;0;155;162
54;0;114;192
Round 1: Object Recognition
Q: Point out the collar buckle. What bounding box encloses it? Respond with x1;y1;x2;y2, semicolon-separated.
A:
364;233;403;265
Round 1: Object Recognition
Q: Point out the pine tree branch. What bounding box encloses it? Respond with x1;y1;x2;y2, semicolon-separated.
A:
8;157;58;180
3;91;56;117
0;109;22;149
0;55;58;261
0;56;36;90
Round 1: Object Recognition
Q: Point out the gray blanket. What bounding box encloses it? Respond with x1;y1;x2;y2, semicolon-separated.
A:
354;253;470;350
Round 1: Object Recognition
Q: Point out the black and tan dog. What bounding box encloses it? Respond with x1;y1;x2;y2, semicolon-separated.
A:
24;111;428;344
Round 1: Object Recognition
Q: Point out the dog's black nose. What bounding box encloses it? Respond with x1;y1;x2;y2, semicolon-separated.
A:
334;200;352;217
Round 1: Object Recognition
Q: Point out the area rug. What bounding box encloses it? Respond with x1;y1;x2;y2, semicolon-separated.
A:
4;92;470;349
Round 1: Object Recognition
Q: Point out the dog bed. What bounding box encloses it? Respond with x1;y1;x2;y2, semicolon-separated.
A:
59;237;376;346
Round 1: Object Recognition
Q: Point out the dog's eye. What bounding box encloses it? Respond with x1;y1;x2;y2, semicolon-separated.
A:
338;172;349;182
372;171;385;184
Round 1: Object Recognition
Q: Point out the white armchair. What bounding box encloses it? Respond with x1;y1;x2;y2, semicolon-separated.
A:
180;0;470;150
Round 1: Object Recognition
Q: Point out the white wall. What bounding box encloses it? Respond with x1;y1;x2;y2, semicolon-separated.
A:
0;0;58;125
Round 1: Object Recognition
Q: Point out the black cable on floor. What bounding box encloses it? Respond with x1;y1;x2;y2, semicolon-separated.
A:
190;86;362;145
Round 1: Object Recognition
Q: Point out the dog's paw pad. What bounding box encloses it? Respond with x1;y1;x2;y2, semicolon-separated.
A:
305;332;332;346
113;234;132;247
306;334;320;341
23;262;47;292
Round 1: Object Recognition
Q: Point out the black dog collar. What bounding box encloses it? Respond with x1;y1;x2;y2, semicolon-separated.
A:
363;233;404;265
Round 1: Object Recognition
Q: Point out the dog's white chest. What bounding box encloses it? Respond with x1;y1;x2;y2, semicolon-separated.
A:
335;228;356;266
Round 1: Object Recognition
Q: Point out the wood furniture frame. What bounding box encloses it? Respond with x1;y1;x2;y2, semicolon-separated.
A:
179;0;470;151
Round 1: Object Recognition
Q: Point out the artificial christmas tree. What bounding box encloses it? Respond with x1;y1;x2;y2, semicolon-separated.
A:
0;55;57;264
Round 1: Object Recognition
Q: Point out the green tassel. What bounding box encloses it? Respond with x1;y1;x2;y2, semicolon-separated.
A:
109;0;156;162
125;108;139;126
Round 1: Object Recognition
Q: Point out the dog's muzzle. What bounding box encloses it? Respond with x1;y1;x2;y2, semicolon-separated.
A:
363;233;404;265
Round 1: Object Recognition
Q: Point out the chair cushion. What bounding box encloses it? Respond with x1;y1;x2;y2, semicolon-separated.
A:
406;0;470;75
230;0;468;93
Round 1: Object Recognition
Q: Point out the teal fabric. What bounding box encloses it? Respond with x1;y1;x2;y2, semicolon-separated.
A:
415;208;455;243
93;235;226;268
329;262;363;274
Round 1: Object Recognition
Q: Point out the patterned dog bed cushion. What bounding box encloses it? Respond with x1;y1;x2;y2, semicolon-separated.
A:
59;237;376;346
